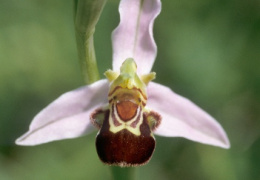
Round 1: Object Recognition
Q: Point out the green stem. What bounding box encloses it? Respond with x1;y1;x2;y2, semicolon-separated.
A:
110;166;136;180
74;0;107;84
75;31;100;84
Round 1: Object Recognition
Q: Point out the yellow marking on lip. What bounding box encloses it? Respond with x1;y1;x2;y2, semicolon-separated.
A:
109;103;143;136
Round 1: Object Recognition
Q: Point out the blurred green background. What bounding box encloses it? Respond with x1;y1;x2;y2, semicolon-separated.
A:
1;0;259;179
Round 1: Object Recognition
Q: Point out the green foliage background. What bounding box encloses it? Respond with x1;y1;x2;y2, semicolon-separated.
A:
0;0;259;179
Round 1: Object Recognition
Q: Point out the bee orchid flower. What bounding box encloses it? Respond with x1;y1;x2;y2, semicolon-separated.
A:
16;0;230;167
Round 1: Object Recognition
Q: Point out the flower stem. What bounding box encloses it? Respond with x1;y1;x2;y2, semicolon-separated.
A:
75;31;100;84
110;167;136;180
74;0;107;84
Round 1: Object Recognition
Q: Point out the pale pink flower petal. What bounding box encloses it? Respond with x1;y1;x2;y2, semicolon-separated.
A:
147;82;230;148
16;79;109;146
112;0;161;74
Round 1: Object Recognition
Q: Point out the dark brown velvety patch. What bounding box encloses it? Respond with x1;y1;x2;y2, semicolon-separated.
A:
96;111;155;167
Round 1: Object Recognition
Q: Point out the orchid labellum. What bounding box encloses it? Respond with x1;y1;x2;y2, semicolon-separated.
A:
16;0;230;167
92;58;161;166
